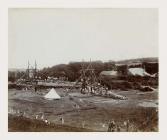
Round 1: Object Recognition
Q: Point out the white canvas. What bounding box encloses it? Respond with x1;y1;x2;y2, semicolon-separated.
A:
44;88;61;100
128;68;151;77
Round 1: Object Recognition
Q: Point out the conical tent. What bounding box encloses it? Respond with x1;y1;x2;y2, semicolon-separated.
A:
44;88;61;100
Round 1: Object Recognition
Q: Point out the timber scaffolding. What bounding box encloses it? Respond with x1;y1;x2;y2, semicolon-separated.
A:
14;61;39;91
68;59;127;100
16;61;38;83
14;60;127;99
15;61;79;89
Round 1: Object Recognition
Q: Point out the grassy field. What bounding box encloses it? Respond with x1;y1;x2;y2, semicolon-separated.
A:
8;88;158;132
8;114;93;132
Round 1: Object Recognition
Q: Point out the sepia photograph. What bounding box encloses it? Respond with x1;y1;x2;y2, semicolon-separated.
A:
8;8;158;132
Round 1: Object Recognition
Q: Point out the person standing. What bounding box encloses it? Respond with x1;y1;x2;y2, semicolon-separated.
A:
126;120;130;132
117;126;121;132
108;121;112;132
108;120;116;132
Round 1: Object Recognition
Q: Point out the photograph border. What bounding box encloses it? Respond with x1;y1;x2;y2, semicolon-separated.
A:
0;0;167;140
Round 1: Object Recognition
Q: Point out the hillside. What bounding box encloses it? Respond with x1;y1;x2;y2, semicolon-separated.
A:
116;57;158;64
8;57;158;82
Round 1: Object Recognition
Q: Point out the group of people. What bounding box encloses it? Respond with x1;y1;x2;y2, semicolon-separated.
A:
108;120;130;132
80;83;127;100
35;113;65;125
81;81;109;96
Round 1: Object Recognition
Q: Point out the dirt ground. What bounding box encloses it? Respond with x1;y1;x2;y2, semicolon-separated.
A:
8;88;158;132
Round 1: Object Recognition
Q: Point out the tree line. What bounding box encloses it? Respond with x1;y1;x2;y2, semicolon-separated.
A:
8;58;158;82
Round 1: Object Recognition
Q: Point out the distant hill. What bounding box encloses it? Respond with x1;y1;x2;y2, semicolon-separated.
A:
8;68;26;72
8;57;158;82
116;57;158;65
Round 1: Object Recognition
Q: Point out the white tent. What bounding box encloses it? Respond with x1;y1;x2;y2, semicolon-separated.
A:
100;71;118;76
128;68;151;77
100;71;119;78
44;88;61;100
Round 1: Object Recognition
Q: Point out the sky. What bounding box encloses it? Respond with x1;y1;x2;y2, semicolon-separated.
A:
8;8;158;69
